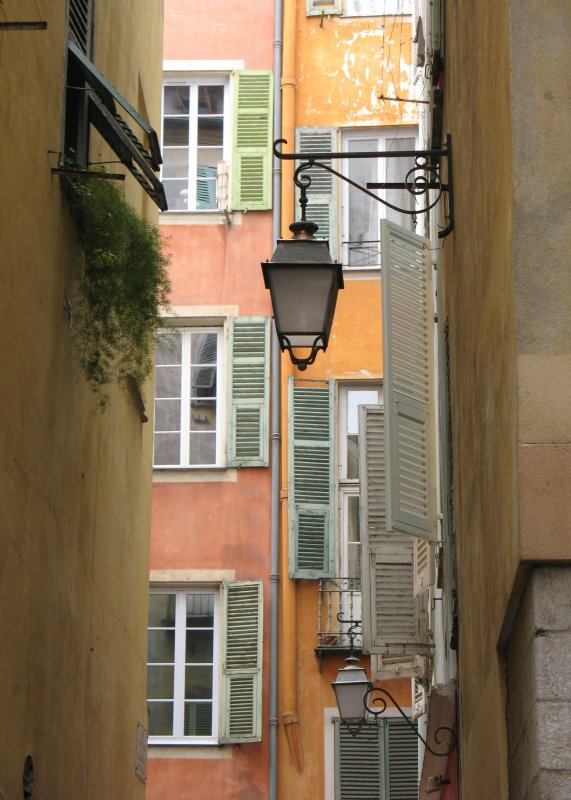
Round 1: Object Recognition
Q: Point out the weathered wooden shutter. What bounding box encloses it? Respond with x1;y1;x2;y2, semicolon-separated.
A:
359;405;425;656
306;0;342;15
294;127;339;259
289;378;334;578
334;718;419;800
232;71;273;210
381;220;437;542
227;317;270;467
413;538;434;596
220;580;263;743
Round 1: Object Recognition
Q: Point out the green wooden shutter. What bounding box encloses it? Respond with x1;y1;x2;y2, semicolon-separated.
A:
359;405;426;656
306;0;342;15
220;580;263;743
334;718;419;800
288;378;334;578
381;220;437;542
227;317;270;467
295;127;339;260
232;71;273;210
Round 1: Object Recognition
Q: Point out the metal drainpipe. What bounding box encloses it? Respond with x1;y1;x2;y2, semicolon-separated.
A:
269;0;283;797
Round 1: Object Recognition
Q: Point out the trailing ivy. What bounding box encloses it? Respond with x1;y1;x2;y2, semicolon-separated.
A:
68;176;170;407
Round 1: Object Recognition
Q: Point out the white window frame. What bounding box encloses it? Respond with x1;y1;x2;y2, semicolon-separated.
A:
344;0;413;16
153;326;225;469
147;587;221;746
341;127;418;270
161;73;232;213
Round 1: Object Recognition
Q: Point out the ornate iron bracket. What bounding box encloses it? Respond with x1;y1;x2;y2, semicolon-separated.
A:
274;135;454;239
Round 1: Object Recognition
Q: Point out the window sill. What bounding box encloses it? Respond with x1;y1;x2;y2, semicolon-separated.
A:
159;210;242;226
148;744;232;759
153;467;238;483
342;266;381;281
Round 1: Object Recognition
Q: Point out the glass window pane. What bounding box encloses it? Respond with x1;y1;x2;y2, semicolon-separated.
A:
147;630;175;663
386;137;416;228
163;148;189;180
192;333;217;364
155;365;181;398
186;630;214;663
191;365;217;399
198;85;224;115
185;666;213;700
155;398;181;432
154;433;181;466
148;594;176;627
348;139;378;267
189;403;216;431
147;665;175;699
163;117;189;146
164;181;189;211
184;702;213;736
197;117;223;147
148;701;173;736
186;594;214;627
188;432;216;465
197;147;223;171
346;389;379;479
156;332;181;365
348;496;360;543
164;85;189;115
347;542;361;580
196;178;217;210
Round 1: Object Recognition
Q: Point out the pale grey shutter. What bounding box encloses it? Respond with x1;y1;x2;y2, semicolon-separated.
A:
227;317;270;467
359;405;425;656
289;378;334;578
295;127;339;260
383;718;420;800
381;220;437;542
335;720;382;800
220;580;263;743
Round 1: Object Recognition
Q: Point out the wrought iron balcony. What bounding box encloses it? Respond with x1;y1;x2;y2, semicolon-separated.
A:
316;577;362;661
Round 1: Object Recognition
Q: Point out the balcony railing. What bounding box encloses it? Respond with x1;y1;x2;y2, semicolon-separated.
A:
316;577;362;653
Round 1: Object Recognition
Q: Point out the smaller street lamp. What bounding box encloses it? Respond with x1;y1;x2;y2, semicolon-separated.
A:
331;654;372;725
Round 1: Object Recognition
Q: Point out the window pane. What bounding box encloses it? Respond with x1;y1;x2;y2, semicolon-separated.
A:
347;496;360;543
163;148;190;180
189;432;216;465
163;117;189;146
147;665;175;699
346;389;379;478
148;701;173;736
156;332;181;365
155;398;181;432
196;178;217;210
164;85;189;115
164;180;189;211
386;137;416;228
155;365;182;398
198;85;224;115
185;666;213;699
197;117;223;147
347;139;378;267
191;365;217;399
184;702;213;736
186;630;214;663
147;630;175;663
154;432;181;466
192;332;217;364
148;594;176;627
186;593;214;627
197;147;223;171
189;403;216;431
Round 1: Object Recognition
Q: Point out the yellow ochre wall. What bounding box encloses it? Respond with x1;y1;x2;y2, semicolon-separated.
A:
0;2;162;798
279;2;417;797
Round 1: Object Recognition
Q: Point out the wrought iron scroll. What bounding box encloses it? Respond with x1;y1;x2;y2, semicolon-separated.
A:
274;135;454;238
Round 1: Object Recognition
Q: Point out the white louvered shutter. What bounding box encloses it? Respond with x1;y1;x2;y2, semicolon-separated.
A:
227;317;270;467
220;580;263;743
381;220;437;542
289;378;334;578
232;71;273;210
413;538;434;596
359;405;425;656
294;127;339;259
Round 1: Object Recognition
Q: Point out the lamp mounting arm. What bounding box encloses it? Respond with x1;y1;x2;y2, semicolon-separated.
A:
274;136;454;238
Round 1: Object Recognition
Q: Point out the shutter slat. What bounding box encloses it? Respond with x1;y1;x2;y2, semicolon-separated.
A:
289;379;334;578
227;317;269;467
232;71;273;210
381;220;437;541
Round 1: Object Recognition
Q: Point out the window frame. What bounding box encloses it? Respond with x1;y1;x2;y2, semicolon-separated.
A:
147;587;221;746
341;127;418;270
161;74;232;213
153;326;226;469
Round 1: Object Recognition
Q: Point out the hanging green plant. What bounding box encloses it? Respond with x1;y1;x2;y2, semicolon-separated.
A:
68;175;170;408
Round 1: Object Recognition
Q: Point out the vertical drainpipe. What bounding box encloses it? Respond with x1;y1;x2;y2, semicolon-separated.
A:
269;0;283;795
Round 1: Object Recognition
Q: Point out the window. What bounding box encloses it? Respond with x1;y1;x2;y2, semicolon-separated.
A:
342;128;417;269
161;71;273;213
147;582;263;745
333;718;419;799
344;0;413;15
153;317;270;470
